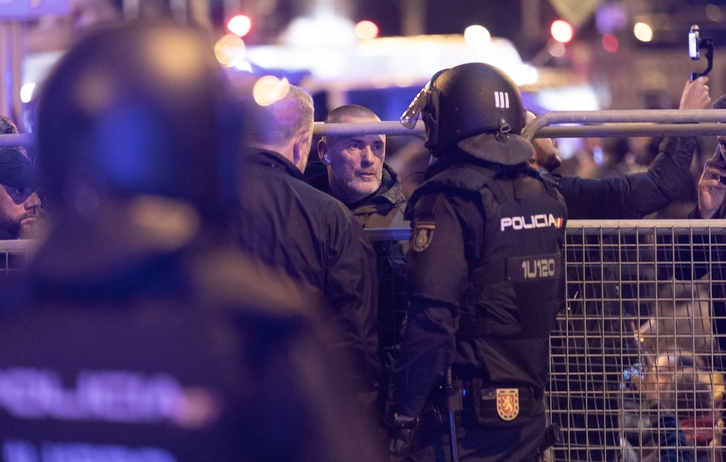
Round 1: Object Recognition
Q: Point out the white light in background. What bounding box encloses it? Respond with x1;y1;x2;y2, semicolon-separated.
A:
551;20;573;43
233;60;253;72
227;15;252;37
20;83;36;103
633;22;653;42
516;65;539;86
284;12;356;48
536;85;600;111
464;25;491;49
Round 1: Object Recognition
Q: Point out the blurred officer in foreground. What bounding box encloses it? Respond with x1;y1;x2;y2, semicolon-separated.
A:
0;21;383;462
390;62;568;461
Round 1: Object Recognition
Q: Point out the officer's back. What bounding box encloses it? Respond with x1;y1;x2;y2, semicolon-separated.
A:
390;63;567;462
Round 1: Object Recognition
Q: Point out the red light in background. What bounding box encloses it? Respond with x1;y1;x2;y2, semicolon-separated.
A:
602;33;618;52
355;20;379;40
227;15;252;37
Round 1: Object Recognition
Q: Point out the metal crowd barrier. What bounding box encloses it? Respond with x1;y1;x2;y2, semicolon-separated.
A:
368;221;726;462
310;108;726;141
5;108;726;145
0;239;37;277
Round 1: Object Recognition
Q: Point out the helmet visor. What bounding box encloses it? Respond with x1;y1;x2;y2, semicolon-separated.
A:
400;82;432;130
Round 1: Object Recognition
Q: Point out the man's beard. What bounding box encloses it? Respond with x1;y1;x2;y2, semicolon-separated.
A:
330;166;381;204
0;211;38;239
0;211;21;239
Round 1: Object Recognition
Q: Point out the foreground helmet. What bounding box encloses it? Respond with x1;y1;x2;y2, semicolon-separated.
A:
401;62;527;162
36;21;241;222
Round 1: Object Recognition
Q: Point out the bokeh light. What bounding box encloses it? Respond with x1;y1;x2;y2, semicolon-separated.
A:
464;25;491;49
253;76;290;107
227;15;252;38
633;22;653;42
20;83;36;103
602;34;618;52
706;4;722;22
551;20;573;43
548;41;566;58
214;34;246;67
355;20;379;40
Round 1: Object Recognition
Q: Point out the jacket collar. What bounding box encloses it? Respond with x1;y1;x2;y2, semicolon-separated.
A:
247;149;306;181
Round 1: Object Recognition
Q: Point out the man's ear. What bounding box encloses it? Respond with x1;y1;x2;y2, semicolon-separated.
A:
318;139;330;165
292;132;311;167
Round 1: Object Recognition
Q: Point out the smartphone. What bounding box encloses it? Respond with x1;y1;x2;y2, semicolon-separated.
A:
689;25;701;60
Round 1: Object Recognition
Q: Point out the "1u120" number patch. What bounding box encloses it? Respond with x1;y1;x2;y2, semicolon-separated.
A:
506;253;561;281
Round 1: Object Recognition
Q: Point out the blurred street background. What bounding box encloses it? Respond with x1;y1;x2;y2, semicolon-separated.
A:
3;0;726;143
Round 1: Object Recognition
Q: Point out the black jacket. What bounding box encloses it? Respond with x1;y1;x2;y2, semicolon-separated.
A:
233;149;382;403
308;162;408;228
544;136;697;219
394;148;568;416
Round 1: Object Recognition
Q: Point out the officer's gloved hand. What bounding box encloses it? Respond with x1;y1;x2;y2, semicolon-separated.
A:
386;412;417;462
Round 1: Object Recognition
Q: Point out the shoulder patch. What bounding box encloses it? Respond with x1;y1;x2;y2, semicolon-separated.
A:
411;222;435;252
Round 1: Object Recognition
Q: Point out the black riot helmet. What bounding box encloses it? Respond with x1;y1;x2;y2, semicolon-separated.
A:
36;21;241;224
401;62;529;163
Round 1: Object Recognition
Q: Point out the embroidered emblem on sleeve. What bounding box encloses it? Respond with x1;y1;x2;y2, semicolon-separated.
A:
411;222;435;252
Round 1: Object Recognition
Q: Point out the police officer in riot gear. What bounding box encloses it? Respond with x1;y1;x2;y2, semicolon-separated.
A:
0;21;384;462
390;62;568;461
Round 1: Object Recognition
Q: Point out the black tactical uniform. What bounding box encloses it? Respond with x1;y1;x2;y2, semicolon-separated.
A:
391;63;568;462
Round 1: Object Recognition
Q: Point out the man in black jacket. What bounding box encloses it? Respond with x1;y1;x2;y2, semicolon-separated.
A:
233;86;382;411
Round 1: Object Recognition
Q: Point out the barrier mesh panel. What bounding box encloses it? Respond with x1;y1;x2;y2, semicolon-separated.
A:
369;222;726;462
0;240;35;278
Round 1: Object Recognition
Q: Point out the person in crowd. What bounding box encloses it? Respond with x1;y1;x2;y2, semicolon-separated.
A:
592;136;645;180
690;92;726;221
232;86;382;414
313;104;407;228
526;76;712;461
626;352;721;462
0;116;42;240
389;62;568;461
0;147;42;240
683;91;726;361
0;21;384;462
527;76;710;219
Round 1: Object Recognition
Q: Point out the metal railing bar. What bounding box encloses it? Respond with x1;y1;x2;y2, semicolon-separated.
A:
521;109;726;141
364;220;726;241
7;110;726;146
0;133;34;147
